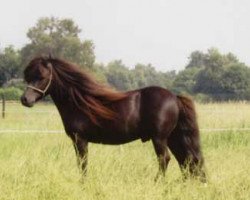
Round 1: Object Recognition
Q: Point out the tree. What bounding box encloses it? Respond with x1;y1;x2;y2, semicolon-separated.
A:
21;17;95;68
105;60;133;90
219;63;250;100
131;64;148;88
105;61;175;91
186;48;239;71
192;49;250;100
186;50;207;69
172;67;200;94
0;46;21;86
159;70;176;90
194;67;225;97
131;64;175;89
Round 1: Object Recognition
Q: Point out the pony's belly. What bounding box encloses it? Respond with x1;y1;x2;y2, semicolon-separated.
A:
85;131;140;145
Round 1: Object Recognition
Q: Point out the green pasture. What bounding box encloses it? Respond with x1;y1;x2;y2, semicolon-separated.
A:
0;102;249;200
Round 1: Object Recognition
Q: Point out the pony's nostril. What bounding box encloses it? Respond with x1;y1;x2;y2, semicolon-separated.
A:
21;96;28;104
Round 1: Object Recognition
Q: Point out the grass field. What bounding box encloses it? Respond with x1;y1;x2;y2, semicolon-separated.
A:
0;102;250;200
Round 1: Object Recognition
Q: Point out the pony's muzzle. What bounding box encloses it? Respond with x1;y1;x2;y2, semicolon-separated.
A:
21;95;34;107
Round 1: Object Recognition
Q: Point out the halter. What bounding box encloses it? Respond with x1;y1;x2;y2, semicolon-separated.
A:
27;67;53;97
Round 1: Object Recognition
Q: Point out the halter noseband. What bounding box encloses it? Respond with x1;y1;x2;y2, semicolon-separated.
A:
27;67;53;97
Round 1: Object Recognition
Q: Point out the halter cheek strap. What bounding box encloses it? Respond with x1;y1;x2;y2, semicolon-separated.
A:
27;68;53;97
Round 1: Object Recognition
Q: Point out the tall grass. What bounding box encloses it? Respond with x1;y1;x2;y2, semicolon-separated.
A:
0;102;249;200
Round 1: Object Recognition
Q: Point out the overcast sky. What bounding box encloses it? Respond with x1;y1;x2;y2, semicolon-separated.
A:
1;0;250;71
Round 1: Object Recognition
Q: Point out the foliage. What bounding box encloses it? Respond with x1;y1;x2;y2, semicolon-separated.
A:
186;50;207;69
184;48;250;101
131;64;175;89
193;93;213;103
1;17;250;101
0;46;21;86
0;87;23;100
20;17;95;69
105;60;133;90
105;61;176;91
172;67;200;94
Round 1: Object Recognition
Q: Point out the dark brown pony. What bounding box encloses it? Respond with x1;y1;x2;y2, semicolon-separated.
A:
21;56;205;181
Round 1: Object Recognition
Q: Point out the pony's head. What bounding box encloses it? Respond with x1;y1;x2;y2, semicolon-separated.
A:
21;56;128;124
21;56;53;107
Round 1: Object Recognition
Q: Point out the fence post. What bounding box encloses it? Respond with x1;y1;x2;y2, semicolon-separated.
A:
2;94;5;119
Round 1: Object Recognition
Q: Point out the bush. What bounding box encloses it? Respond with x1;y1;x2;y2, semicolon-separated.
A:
4;79;25;90
194;93;213;103
0;87;23;100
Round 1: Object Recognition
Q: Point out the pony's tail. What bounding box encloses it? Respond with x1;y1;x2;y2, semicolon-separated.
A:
168;95;206;181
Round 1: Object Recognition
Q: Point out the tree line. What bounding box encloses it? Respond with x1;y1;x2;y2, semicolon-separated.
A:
1;17;250;102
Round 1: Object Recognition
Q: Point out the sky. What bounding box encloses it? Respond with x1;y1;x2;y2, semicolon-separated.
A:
0;0;250;71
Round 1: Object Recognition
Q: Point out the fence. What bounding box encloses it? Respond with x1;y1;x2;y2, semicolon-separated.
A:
1;128;250;134
1;94;5;118
1;100;250;134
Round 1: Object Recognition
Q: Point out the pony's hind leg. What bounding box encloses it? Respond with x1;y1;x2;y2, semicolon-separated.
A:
152;138;170;179
173;95;206;182
167;130;206;181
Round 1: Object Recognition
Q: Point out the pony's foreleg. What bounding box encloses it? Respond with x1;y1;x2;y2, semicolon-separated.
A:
73;133;88;175
152;138;170;179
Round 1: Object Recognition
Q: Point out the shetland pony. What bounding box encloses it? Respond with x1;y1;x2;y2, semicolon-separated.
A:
21;56;205;180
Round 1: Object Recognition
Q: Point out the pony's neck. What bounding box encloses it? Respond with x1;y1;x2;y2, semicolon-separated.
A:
49;86;76;117
48;59;127;124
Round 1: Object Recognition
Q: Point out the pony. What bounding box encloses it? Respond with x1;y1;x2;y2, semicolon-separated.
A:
21;56;205;181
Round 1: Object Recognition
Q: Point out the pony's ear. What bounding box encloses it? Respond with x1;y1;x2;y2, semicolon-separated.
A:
46;62;53;69
41;57;53;69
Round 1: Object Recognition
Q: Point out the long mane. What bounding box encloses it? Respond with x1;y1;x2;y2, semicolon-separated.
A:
33;57;128;125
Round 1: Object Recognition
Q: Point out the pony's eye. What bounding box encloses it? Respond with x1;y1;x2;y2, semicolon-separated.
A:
37;76;43;81
33;75;43;81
